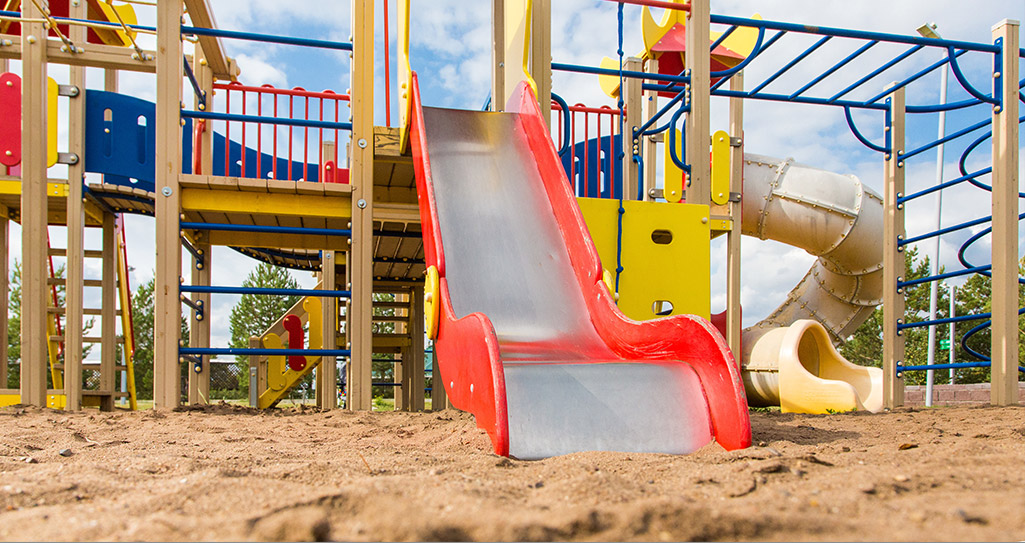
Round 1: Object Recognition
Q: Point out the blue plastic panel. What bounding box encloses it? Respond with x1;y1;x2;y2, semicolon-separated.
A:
84;90;192;193
84;90;318;190
560;134;622;199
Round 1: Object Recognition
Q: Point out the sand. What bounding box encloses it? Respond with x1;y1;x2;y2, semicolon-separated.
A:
0;403;1022;542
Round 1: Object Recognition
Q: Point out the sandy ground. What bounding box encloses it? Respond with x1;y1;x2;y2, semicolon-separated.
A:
0;404;1022;542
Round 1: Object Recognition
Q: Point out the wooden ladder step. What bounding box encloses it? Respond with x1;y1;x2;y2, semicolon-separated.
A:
47;278;104;287
48;248;105;258
49;336;125;344
48;307;122;316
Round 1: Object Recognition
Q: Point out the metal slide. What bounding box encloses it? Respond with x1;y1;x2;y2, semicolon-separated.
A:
739;154;884;413
409;75;750;459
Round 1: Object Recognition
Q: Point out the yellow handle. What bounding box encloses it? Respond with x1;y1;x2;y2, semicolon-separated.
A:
522;0;537;95
424;266;440;340
398;0;413;150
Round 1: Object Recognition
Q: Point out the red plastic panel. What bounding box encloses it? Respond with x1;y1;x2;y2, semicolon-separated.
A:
0;72;21;168
283;315;307;372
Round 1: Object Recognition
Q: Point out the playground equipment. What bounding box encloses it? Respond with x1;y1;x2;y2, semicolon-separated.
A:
0;0;1017;459
410;76;749;457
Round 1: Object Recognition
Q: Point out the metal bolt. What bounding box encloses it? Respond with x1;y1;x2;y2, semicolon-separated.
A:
26;36;36;44
357;138;367;149
357;198;367;209
161;187;173;197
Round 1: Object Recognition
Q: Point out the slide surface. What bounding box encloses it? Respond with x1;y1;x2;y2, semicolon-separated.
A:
409;75;750;459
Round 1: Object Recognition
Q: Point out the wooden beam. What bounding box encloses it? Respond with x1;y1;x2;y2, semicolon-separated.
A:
621;57;642;201
19;1;48;406
180;186;351;219
100;213;116;411
882;84;906;409
348;0;375;411
317;250;338;409
65;0;87;410
199;230;349;251
491;0;505;111
530;0;550;122
726;71;744;362
0;215;7;389
0;39;157;73
153;0;184;409
408;286;425;411
642;57;659;200
684;0;710;206
187;238;211;405
182;0;232;80
990;20;1020;406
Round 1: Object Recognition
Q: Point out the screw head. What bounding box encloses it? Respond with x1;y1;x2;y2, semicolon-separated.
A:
161;187;173;197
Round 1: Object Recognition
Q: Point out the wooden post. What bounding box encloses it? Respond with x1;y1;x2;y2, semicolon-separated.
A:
348;0;375;411
187;238;210;404
99;214;117;411
196;43;214;174
64;0;87;410
530;0;551;122
0;214;7;388
394;293;406;411
408;286;425;411
882;84;906;409
248;336;264;407
684;0;710;207
990;20;1020;406
726;71;744;360
19;0;49;406
491;0;505;112
317;250;338;409
642;58;659;200
153;0;184;408
621;57;642;201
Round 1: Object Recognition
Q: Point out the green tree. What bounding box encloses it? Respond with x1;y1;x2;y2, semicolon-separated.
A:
228;263;302;396
131;276;190;400
840;249;1024;385
7;260;21;388
7;260;96;388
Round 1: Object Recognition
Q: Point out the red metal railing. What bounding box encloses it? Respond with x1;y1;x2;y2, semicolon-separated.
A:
551;100;621;198
207;82;351;183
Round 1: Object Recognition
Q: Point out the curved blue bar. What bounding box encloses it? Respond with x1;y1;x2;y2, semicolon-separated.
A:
844;106;887;153
946;46;998;105
550;92;572;157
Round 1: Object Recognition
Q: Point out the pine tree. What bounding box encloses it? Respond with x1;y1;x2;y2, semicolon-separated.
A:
229;263;302;395
130;276;190;400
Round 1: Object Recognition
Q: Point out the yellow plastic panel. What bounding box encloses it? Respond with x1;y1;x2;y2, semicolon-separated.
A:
710;129;730;205
663;129;684;203
47;77;57;168
398;0;411;149
578;198;710;320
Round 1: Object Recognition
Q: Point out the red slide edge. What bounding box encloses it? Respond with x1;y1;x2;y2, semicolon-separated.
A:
408;72;510;456
507;83;752;451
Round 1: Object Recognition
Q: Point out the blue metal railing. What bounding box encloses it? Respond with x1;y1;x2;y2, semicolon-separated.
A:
180;222;352;237
180;285;351;298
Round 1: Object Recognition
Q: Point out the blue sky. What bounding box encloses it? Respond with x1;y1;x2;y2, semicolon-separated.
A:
10;0;1024;361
